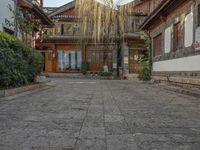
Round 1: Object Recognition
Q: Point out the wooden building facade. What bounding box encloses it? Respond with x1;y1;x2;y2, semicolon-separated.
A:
36;1;118;73
36;0;163;74
122;0;164;74
141;0;200;86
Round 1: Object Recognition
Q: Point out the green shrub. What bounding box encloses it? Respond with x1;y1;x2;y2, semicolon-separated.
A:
32;51;44;75
0;32;44;89
81;61;89;75
138;64;151;81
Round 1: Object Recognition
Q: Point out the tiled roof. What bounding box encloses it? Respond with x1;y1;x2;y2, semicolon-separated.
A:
48;1;75;17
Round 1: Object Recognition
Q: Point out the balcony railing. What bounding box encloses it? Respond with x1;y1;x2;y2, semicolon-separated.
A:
46;31;81;37
131;11;149;16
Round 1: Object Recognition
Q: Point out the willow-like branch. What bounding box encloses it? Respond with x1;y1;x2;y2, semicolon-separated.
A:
75;0;133;44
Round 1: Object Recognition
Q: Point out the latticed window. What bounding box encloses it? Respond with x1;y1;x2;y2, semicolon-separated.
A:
174;22;182;51
153;34;162;56
61;24;64;35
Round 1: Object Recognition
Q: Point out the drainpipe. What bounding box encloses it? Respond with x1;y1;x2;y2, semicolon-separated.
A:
14;0;18;37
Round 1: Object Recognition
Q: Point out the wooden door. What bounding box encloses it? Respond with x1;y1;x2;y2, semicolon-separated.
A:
45;52;53;73
129;49;140;73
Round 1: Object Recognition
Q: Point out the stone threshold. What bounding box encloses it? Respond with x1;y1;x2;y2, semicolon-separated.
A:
126;73;139;80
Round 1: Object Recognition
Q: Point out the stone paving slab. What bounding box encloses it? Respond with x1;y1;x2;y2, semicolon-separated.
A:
0;78;200;149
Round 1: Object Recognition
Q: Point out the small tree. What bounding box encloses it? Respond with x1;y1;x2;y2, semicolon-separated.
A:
8;2;34;35
138;35;152;81
8;1;44;47
75;0;133;76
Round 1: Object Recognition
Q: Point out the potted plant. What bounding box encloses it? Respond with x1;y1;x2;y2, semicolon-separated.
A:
81;61;89;75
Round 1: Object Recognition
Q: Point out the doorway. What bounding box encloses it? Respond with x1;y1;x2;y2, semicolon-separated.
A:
57;50;82;72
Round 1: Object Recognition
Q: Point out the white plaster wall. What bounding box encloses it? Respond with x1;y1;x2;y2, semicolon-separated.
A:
153;55;200;72
184;12;194;47
0;0;15;31
164;26;171;53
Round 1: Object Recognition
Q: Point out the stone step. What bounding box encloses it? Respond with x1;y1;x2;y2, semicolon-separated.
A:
42;73;87;79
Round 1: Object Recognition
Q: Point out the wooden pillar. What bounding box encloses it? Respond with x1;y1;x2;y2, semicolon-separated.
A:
82;44;87;62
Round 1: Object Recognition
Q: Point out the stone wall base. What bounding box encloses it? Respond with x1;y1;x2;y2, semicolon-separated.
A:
152;75;200;88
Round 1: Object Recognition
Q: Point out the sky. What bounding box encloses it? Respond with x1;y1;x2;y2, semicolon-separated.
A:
44;0;134;7
44;0;72;7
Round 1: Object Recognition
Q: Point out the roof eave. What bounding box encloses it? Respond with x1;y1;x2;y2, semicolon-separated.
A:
139;0;171;30
48;1;75;18
18;0;54;26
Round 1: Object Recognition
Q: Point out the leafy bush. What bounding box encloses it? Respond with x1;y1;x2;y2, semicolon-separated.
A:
138;64;151;81
0;32;16;48
81;61;89;75
0;32;44;89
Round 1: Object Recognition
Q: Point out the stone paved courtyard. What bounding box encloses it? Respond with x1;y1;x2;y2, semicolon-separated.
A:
0;78;200;150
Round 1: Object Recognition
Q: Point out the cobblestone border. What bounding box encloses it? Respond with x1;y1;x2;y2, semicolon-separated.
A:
0;83;47;98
